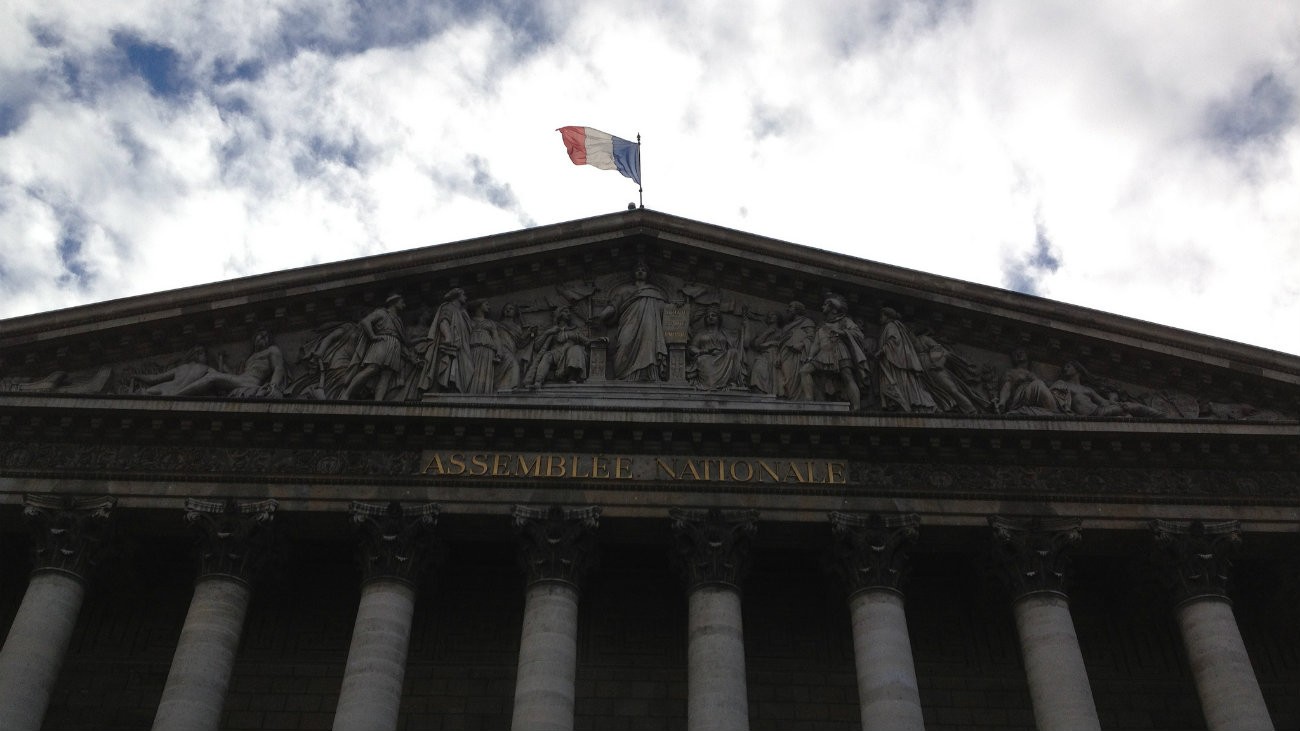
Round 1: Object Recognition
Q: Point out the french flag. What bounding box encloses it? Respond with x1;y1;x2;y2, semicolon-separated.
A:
557;126;641;185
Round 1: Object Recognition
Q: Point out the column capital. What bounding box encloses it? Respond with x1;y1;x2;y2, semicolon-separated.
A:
350;501;439;587
512;505;601;589
184;498;278;584
989;516;1081;600
1151;519;1241;605
22;494;116;582
670;507;758;592
829;512;920;596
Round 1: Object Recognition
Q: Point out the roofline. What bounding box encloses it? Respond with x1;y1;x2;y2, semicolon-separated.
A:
2;209;1298;379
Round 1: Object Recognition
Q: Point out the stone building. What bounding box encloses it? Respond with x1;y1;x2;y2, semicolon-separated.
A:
0;209;1297;731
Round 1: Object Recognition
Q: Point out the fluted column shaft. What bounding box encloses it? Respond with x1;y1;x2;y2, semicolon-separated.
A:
0;495;114;731
0;572;86;731
335;579;417;731
1014;592;1100;731
510;505;600;731
687;585;748;731
830;512;924;731
672;508;757;731
333;501;438;731
512;581;581;730
153;498;277;731
849;589;923;731
153;577;251;731
1154;519;1274;731
991;517;1101;731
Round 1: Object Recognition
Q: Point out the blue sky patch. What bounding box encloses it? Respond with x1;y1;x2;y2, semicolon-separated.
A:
113;32;192;97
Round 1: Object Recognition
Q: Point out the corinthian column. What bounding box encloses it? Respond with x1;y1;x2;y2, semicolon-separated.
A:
671;507;758;731
990;516;1101;731
510;505;601;731
829;512;924;731
152;498;278;731
1152;519;1274;731
333;501;439;731
0;494;115;731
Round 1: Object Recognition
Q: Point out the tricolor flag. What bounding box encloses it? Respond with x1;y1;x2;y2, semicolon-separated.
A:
557;126;641;185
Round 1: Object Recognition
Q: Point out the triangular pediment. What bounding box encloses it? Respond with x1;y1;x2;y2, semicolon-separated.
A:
2;209;1298;422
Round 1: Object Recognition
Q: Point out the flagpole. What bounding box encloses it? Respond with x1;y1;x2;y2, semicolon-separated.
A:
637;133;644;209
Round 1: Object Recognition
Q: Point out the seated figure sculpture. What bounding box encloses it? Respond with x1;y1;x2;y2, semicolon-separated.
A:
526;307;600;388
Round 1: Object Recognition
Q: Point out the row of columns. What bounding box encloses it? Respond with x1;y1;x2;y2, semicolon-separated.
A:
0;496;1279;731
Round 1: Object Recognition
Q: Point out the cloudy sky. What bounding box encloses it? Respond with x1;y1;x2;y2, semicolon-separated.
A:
2;1;1298;355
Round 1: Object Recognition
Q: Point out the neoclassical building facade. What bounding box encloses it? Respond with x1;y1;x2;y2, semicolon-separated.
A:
1;210;1297;731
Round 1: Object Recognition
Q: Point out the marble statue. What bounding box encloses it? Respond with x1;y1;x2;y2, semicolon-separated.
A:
342;294;413;401
876;308;936;413
799;295;872;410
414;288;473;395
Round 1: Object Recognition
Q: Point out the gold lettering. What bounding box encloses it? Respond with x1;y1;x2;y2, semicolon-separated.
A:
655;458;677;480
806;461;823;483
786;461;807;483
757;460;782;483
448;453;467;476
682;460;702;481
827;461;846;484
571;455;590;479
729;460;754;482
491;453;510;477
546;455;566;478
615;456;632;479
423;454;446;475
592;455;610;479
516;455;541;477
469;454;489;476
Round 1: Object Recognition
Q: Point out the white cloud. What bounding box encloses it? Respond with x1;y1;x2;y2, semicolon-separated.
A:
0;0;1297;356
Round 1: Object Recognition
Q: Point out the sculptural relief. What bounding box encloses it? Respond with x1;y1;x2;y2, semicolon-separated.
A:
876;308;935;413
342;294;414;401
1;258;1293;420
799;295;872;410
160;329;287;399
1050;361;1164;418
996;348;1059;415
914;324;988;415
687;306;746;390
773;301;816;400
414;288;473;396
595;260;669;382
526;306;600;388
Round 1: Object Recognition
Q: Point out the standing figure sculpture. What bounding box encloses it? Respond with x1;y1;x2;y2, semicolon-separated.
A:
597;260;668;381
876;308;936;412
996;348;1059;415
915;325;986;415
687;307;746;390
342;294;412;401
494;302;535;390
774;301;816;399
173;330;287;399
798;295;872;409
527;307;598;387
464;300;505;395
747;311;782;394
415;288;473;395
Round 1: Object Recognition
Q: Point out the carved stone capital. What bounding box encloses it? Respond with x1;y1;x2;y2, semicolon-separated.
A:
184;498;278;584
1151;519;1241;606
22;494;116;581
989;516;1081;600
350;501;439;587
512;505;601;588
670;507;758;592
829;512;920;596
